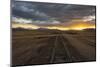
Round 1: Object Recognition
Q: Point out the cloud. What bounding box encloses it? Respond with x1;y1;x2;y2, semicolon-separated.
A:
12;1;96;24
34;20;60;25
12;17;32;23
12;2;35;13
12;17;60;25
83;15;95;21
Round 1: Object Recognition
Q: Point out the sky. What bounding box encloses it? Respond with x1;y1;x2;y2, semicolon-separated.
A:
12;1;96;30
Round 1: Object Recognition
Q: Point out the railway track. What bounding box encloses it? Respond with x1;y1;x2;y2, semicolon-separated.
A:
49;35;72;63
48;35;69;63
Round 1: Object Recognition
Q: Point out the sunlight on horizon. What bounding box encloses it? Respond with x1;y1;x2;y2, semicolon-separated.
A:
12;22;95;31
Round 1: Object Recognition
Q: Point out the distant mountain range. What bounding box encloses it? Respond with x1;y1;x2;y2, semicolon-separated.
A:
12;27;96;32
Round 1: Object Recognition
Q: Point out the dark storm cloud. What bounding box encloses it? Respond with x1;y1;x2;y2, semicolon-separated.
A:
12;1;96;23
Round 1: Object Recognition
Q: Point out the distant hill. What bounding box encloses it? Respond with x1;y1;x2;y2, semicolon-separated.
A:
12;27;96;32
12;27;31;31
12;27;62;34
83;28;96;32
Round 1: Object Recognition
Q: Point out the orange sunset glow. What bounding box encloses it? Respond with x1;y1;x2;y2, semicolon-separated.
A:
12;21;95;31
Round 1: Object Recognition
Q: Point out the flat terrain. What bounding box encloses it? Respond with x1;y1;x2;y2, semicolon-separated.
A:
12;29;96;66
